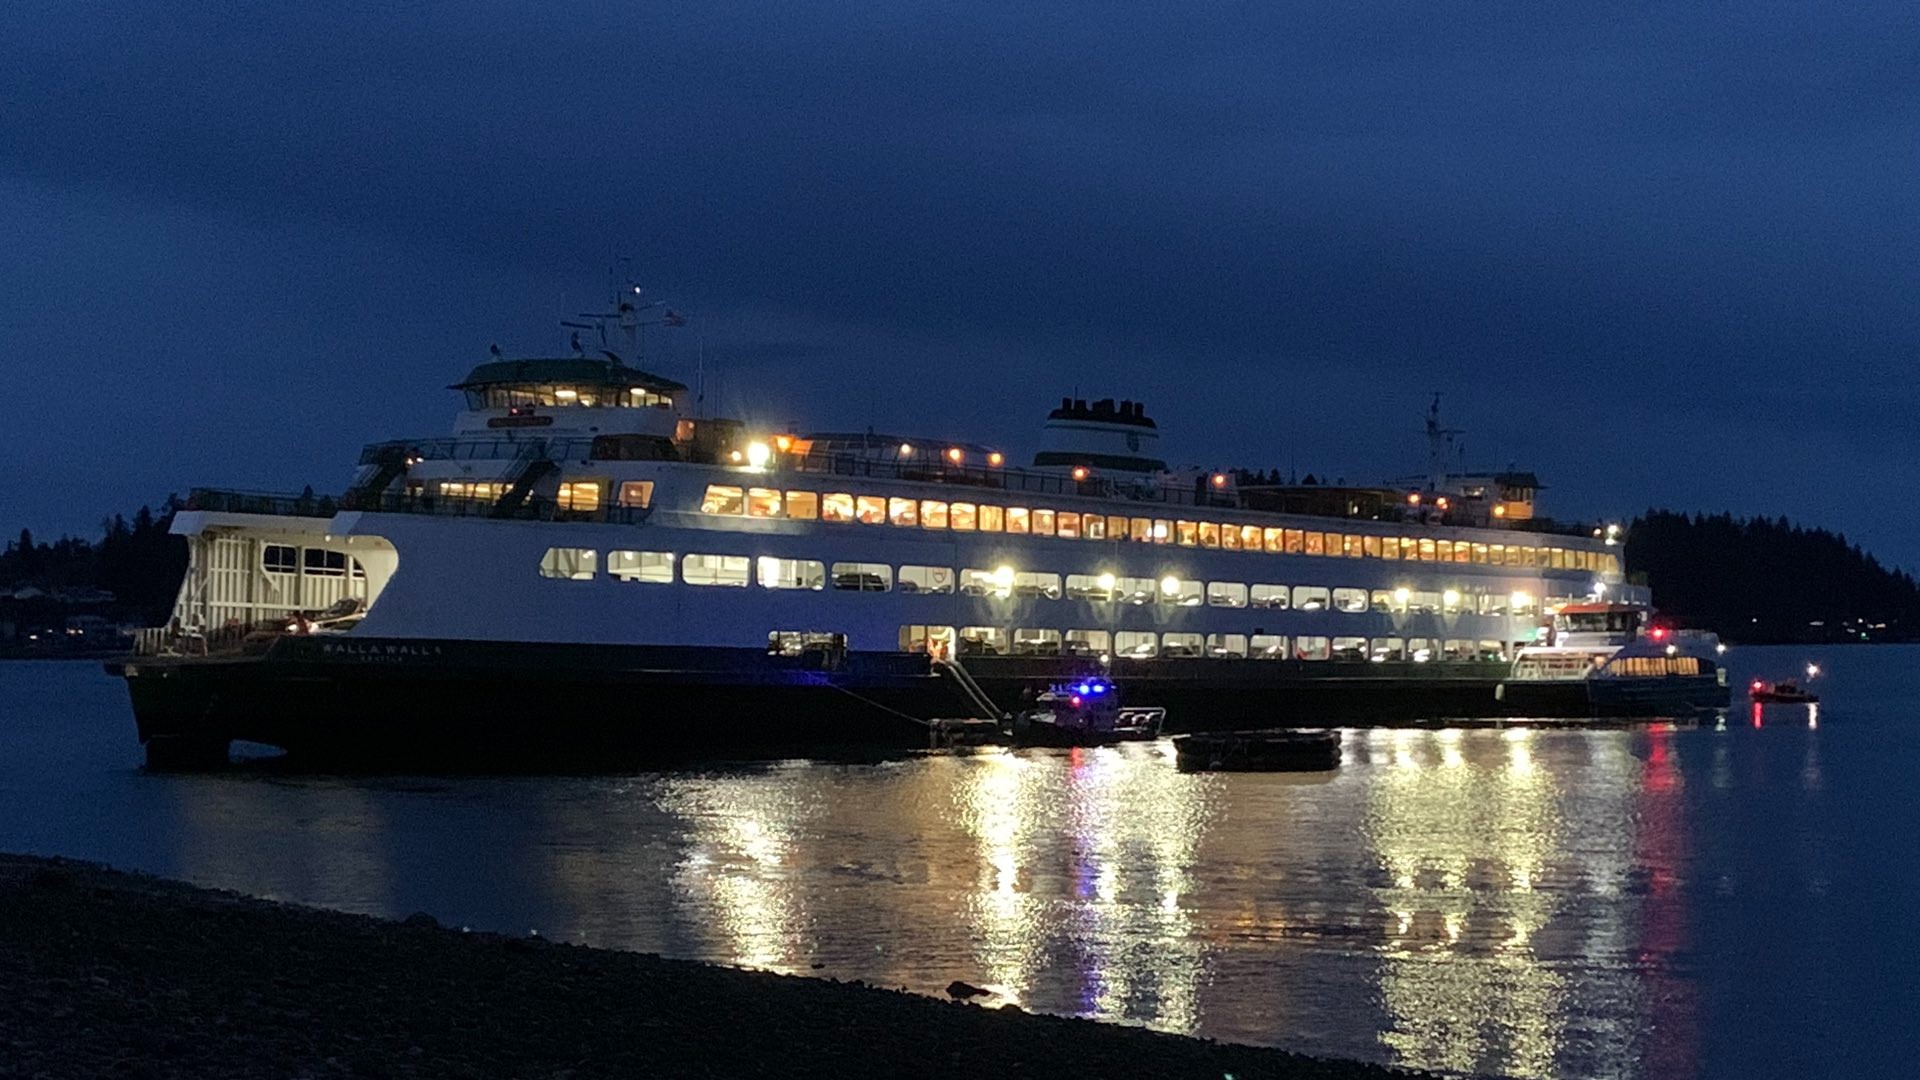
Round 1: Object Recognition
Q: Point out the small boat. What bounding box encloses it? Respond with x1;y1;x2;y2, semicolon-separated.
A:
1006;680;1165;747
1749;679;1818;704
1173;729;1342;772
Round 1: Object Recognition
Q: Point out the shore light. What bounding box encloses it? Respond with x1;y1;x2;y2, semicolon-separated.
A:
1160;575;1180;596
987;451;1004;467
745;441;771;469
946;447;964;464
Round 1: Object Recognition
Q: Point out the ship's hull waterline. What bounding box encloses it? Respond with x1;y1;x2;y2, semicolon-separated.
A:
110;638;1725;769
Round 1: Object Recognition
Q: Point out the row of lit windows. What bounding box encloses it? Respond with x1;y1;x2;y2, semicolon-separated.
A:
465;385;674;410
697;484;1618;573
535;547;1556;616
893;624;1517;662
437;480;654;512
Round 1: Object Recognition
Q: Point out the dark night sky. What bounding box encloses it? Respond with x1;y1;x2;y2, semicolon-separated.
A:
5;4;1917;565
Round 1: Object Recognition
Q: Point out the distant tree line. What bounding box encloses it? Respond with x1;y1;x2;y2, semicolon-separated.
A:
1626;510;1920;643
2;500;187;626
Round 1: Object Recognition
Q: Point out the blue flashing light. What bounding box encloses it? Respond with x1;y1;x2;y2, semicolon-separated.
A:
1090;683;1107;694
1075;683;1091;695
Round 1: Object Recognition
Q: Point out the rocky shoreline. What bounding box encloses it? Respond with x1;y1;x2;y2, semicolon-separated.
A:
0;854;1433;1079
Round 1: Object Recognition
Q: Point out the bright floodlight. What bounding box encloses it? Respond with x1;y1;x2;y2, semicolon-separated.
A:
745;441;771;469
1096;572;1116;591
1511;591;1533;608
1392;587;1411;604
1160;575;1180;596
1806;663;1820;679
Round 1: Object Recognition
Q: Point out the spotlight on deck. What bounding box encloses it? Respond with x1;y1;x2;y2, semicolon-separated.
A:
1160;575;1180;596
987;451;1004;467
745;441;771;469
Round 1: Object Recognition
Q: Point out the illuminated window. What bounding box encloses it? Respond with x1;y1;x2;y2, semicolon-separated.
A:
1006;507;1031;535
920;500;949;529
539;547;597;580
1443;639;1473;661
1507;545;1524;566
1206;634;1248;658
1292;585;1329;610
1065;629;1110;656
1363;535;1382;559
1152;519;1172;544
1407;637;1438;662
1160;578;1203;607
609;550;673;583
1372;589;1400;613
1435;540;1453;562
855;495;887;525
617;481;655;509
263;545;297;575
1333;588;1368;613
1207;581;1248;608
899;625;956;654
1342;535;1361;558
1285;529;1305;554
1250;584;1289;609
1083;514;1108;540
700;485;745;515
1489;543;1505;564
960;569;1011;599
746;488;783;518
1305;532;1325;556
558;481;602;512
1332;636;1368;661
1199;521;1220;548
1115;631;1158;658
1176;520;1198;546
1013;572;1061;599
1324;532;1344;556
899;565;954;594
1219;524;1239;551
757;556;825;590
822;493;856;523
1381;536;1400;560
785;491;819;520
1161;632;1204;657
960;627;1007;655
1477;640;1508;662
1115;577;1157;605
1239;525;1262;551
979;505;1005;532
831;562;891;591
1295;636;1330;661
1417;538;1436;562
1371;637;1406;662
1011;628;1063;656
1065;574;1114;601
682;553;750;587
1250;634;1287;659
1032;509;1056;537
950;502;977;531
1106;515;1128;540
1055;512;1080;539
1454;542;1472;564
1264;527;1285;554
888;497;919;527
1131;517;1153;543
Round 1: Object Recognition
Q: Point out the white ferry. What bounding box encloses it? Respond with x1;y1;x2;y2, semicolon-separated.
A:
111;289;1726;767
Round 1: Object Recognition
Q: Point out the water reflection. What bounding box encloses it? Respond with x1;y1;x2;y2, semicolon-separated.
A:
109;729;1739;1078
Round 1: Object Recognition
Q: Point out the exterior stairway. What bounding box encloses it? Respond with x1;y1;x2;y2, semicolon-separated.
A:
491;441;557;518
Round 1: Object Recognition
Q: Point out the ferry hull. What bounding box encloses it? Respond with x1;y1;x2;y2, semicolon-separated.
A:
111;638;1726;769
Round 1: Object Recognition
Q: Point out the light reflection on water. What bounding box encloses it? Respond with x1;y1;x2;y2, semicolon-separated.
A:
2;651;1913;1080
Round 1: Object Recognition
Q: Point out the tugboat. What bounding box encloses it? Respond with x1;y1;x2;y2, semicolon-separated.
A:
1006;679;1165;747
1750;666;1821;704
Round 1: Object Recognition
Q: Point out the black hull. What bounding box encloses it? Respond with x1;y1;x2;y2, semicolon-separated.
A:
110;637;1729;769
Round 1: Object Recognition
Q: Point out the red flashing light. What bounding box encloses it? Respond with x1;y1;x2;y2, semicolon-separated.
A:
1751;680;1766;692
1650;627;1668;640
1070;695;1083;708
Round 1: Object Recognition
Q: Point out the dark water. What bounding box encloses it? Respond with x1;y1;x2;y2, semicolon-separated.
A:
2;649;1914;1079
